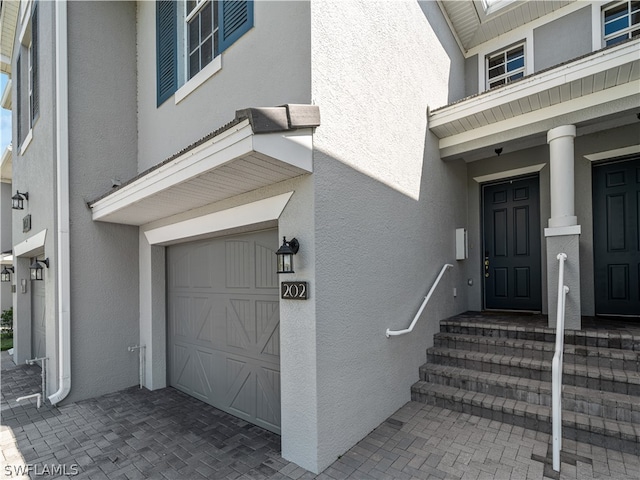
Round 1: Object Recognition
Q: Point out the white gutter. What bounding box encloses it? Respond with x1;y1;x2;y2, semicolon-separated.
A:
49;0;70;406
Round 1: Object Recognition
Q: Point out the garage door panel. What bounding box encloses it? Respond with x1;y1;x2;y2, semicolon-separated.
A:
168;230;280;433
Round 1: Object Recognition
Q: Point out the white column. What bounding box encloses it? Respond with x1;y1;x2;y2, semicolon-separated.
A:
547;125;577;228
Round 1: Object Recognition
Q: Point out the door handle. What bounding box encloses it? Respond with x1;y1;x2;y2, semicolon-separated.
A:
484;256;490;278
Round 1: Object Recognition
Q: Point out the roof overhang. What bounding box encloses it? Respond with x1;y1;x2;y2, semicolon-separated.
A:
1;78;11;109
0;1;19;75
90;105;319;226
429;40;640;161
1;143;12;182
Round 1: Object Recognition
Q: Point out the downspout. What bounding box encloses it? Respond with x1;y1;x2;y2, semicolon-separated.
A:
48;0;70;405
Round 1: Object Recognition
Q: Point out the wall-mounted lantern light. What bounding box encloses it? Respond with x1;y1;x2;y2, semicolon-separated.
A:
11;191;29;210
29;258;49;281
275;237;299;274
1;266;14;282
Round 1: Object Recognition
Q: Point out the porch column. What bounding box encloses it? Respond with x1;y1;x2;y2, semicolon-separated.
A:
545;125;581;330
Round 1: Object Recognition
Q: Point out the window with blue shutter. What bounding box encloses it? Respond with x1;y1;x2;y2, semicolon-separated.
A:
156;0;177;106
156;0;253;106
30;4;39;126
16;55;22;146
219;0;253;53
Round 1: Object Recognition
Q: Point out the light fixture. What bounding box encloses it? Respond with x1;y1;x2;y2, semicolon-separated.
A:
275;237;299;274
495;148;503;156
29;258;49;281
1;266;14;282
11;191;29;210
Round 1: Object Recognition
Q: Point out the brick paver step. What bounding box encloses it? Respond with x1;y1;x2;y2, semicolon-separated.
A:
440;320;640;351
419;363;640;423
410;381;640;455
426;347;640;395
434;332;640;371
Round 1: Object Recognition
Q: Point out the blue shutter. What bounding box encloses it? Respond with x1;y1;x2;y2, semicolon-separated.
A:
16;55;22;146
31;4;39;125
218;0;253;53
156;0;177;106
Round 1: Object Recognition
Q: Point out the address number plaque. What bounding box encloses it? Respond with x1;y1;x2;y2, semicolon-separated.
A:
281;281;308;300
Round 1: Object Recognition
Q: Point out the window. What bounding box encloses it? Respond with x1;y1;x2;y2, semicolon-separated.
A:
603;1;640;47
16;4;39;151
156;0;254;106
486;43;525;90
29;4;39;128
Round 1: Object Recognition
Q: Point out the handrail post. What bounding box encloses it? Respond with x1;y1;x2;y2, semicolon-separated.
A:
552;253;569;472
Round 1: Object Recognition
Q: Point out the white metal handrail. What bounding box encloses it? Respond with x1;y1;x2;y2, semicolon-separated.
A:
552;252;569;472
386;264;453;338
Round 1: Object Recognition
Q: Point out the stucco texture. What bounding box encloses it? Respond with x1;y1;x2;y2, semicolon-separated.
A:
306;0;468;472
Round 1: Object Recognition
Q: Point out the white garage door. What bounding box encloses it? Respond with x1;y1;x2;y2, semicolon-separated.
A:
167;230;281;433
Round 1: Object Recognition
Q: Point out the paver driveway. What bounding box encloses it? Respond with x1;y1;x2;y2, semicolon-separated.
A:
2;352;639;479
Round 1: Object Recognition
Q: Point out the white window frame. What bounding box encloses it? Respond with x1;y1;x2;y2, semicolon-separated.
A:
484;42;526;91
601;0;640;47
18;6;38;155
175;0;222;105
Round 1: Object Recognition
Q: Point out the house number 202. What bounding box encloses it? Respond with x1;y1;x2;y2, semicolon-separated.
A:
281;282;308;300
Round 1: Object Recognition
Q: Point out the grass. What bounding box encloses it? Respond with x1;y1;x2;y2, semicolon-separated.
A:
1;334;13;351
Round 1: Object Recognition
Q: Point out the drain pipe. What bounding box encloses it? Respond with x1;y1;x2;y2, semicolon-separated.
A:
48;0;71;406
17;357;48;409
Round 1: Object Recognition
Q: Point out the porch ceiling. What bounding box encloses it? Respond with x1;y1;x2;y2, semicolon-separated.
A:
429;40;640;161
0;0;19;75
1;144;12;183
89;106;319;226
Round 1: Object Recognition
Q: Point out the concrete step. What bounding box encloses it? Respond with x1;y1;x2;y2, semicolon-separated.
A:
434;332;640;371
426;347;640;395
419;363;640;423
410;381;640;455
440;320;640;352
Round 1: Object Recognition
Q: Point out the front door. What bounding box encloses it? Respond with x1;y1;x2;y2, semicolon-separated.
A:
483;176;542;311
593;157;640;316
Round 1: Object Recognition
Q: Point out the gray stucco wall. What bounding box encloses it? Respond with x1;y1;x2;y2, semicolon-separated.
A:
465;54;479;98
533;6;592;71
136;1;312;172
306;0;467;472
11;0;58;379
0;183;11;312
66;1;139;403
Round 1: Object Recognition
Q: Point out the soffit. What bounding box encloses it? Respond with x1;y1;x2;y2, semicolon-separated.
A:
90;105;320;226
429;39;640;160
0;0;19;75
438;0;575;52
1;144;12;182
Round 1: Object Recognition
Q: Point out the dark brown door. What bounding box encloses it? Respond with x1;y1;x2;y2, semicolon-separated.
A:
593;157;640;316
483;176;542;311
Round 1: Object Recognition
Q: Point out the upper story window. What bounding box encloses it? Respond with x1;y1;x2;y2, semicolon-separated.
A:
16;3;39;151
156;0;253;106
603;1;640;47
486;43;525;90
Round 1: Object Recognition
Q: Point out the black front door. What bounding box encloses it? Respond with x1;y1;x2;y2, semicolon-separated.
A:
483;176;542;311
593;157;640;316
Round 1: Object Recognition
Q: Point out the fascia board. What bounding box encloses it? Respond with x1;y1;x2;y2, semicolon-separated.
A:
439;82;640;152
252;129;313;173
91;121;254;221
430;40;640;129
14;229;46;257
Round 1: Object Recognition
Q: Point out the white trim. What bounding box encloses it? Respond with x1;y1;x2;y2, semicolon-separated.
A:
473;163;546;184
13;229;46;257
1;79;11;110
19;128;33;156
592;3;603;51
544;225;582;237
175;53;221;104
584;145;640;161
144;192;293;245
465;1;594;58
439;82;639;150
432;39;639;129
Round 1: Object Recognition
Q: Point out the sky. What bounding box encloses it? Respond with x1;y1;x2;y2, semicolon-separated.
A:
0;74;10;153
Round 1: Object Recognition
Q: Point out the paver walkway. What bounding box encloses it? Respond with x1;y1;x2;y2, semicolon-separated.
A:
2;351;638;479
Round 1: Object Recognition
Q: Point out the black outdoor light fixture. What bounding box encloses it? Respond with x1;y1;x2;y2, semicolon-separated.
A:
29;258;49;281
11;191;29;210
275;237;299;274
1;266;14;282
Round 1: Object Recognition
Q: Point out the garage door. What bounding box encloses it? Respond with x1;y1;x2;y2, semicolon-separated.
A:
167;230;281;433
31;272;46;359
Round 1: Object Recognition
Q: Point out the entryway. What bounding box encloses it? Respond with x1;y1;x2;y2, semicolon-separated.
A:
166;229;281;433
482;176;542;311
593;156;640;316
31;271;46;359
